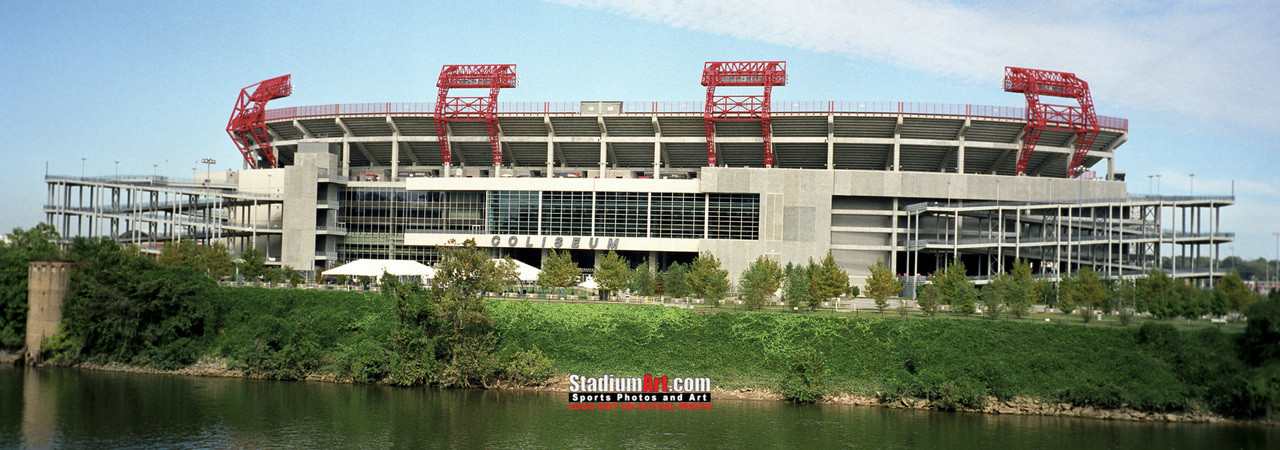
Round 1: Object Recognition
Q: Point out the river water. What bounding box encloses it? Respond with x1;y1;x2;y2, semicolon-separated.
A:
1;366;1274;448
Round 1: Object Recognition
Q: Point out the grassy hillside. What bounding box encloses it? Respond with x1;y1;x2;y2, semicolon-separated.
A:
44;285;1276;418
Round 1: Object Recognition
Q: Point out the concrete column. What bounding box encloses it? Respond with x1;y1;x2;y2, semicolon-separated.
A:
598;117;608;176
827;114;835;170
391;140;400;182
342;141;351;179
892;116;903;171
653;117;662;178
545;117;555;178
890;197;899;274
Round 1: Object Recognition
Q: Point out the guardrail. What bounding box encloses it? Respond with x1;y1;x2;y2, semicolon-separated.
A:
904;194;1236;212
264;100;1129;131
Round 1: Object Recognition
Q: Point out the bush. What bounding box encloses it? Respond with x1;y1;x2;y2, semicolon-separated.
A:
780;348;827;403
502;347;555;386
334;339;391;383
912;371;987;411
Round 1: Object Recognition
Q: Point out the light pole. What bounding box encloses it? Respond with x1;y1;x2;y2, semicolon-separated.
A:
1148;175;1154;196
1189;173;1195;196
153;164;158;178
201;158;216;183
1155;174;1162;196
80;157;86;178
114;160;119;178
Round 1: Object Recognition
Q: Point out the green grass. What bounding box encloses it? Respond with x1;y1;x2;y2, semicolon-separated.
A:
486;299;1202;410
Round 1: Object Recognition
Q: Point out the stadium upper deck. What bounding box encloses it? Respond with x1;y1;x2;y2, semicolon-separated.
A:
259;101;1128;180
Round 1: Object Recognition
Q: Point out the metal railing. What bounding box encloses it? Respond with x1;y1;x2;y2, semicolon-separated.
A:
264;100;1128;131
904;194;1236;212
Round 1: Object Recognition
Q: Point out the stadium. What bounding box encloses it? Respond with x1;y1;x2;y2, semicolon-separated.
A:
43;63;1235;288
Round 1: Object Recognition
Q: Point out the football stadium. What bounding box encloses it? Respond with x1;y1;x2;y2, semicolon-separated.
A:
43;63;1234;287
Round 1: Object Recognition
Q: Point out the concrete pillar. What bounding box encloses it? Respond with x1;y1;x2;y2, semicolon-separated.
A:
391;140;400;182
827;114;835;170
545;117;556;178
341;141;351;179
653;117;662;178
24;260;73;362
598;117;608;176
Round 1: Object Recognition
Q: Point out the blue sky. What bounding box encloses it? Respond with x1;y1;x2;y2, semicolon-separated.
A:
2;0;1277;258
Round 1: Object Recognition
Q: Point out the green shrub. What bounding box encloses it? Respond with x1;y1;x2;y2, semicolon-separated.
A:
780;348;827;403
502;347;555;386
334;340;391;383
912;371;987;411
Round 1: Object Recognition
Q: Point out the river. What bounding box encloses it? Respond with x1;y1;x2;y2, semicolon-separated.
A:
1;366;1274;448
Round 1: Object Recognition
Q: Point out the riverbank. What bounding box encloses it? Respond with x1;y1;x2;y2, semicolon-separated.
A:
24;286;1280;424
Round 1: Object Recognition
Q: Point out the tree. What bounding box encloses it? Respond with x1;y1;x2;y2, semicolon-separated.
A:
237;246;268;282
204;242;235;279
781;263;810;312
1113;279;1137;326
628;261;655;296
1241;293;1280;364
808;253;849;310
933;262;976;316
982;274;1009;320
916;283;941;317
60;238;215;369
595;251;631;301
1003;260;1037;319
1218;271;1258;315
688;253;730;307
664;262;690;298
381;238;515;388
1137;269;1177;320
1063;267;1107;320
1177;281;1208;322
864;260;902;314
739;256;783;311
952;282;979;316
493;257;520;288
283;266;304;286
537;250;580;291
264;267;285;284
435;240;510;297
159;240;206;274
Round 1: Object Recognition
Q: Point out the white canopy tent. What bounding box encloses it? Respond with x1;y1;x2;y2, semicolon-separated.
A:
322;259;437;282
495;258;541;283
577;277;599;290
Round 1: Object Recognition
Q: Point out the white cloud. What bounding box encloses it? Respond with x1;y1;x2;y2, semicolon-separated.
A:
551;0;1280;135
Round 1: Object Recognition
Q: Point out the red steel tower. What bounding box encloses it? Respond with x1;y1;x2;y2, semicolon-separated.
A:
1003;67;1099;177
227;75;292;168
433;64;518;168
702;61;787;167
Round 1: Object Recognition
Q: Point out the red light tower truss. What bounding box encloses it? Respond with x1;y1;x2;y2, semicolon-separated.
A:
227;75;292;168
433;64;518;168
1003;67;1100;177
702;61;787;167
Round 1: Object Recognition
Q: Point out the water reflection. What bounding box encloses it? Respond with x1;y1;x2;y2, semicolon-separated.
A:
1;366;1274;448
